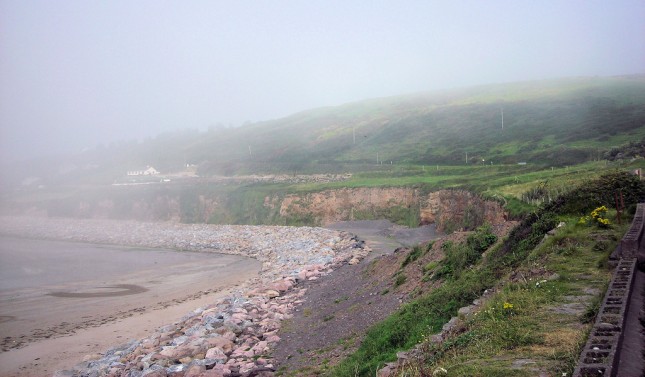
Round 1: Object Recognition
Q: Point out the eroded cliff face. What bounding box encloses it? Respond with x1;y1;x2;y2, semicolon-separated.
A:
421;190;506;232
16;186;506;230
279;187;421;225
277;188;506;231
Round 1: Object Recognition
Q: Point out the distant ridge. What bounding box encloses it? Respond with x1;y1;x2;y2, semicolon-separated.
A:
4;75;645;186
188;75;645;172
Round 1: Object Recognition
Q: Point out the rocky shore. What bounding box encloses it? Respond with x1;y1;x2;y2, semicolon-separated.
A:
0;217;370;377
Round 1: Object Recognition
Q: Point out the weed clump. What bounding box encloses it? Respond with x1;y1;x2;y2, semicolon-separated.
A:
401;246;423;268
394;273;407;287
433;224;497;280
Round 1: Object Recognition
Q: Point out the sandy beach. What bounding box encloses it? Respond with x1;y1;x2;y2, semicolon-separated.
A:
0;217;366;376
0;237;262;376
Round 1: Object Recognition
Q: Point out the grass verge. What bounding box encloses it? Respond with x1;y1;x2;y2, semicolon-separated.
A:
328;171;642;377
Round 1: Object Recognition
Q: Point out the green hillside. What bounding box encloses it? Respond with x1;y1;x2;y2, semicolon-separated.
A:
185;75;645;174
3;75;645;188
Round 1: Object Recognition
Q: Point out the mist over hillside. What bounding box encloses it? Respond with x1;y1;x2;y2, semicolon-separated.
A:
3;75;645;190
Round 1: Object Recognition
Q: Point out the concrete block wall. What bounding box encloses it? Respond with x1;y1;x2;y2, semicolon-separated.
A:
620;203;643;259
572;258;638;376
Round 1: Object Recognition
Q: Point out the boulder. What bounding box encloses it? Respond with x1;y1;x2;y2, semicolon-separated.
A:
264;290;280;299
213;328;237;341
205;337;234;355
457;305;474;318
442;317;460;333
376;363;397;377
199;370;227;377
270;280;293;292
205;347;227;361
141;365;168;377
184;364;206;377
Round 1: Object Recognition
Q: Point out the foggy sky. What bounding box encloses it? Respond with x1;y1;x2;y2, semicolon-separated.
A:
1;1;644;162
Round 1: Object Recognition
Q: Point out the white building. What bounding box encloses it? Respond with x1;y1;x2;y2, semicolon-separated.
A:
127;166;160;176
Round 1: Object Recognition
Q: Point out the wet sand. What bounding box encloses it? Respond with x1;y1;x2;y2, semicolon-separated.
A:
0;237;261;376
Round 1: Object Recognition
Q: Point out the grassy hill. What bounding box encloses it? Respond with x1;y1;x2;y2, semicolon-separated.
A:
184;75;645;175
3;75;645;190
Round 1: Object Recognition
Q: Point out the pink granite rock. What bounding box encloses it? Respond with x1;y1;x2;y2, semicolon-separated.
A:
205;337;234;355
265;334;281;343
184;364;206;377
142;369;168;377
197;370;226;377
264;289;280;298
205;347;227;360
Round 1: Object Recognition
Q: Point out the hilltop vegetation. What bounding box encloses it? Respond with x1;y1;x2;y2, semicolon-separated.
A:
3;75;645;229
3;75;645;191
188;75;645;174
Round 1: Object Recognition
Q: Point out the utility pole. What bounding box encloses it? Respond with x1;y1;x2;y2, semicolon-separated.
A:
353;127;356;144
465;152;468;164
501;107;504;130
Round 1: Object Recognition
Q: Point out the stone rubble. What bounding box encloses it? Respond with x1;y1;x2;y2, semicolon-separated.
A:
0;217;370;377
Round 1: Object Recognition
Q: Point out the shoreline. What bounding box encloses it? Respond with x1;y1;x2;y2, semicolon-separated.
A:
0;216;369;377
0;236;263;354
0;285;246;377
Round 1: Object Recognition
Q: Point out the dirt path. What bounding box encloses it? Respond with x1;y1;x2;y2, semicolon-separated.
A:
273;221;439;375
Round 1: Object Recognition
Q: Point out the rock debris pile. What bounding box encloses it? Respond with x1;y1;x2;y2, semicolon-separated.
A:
0;217;370;377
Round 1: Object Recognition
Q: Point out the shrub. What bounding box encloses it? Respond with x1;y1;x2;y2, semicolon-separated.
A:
423;261;439;272
394;273;407;287
466;224;498;253
434;225;498;280
543;171;644;215
579;206;611;227
401;246;423;268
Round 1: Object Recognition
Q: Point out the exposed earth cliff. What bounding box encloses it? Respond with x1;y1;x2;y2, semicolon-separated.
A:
278;188;506;232
7;187;506;233
4;187;506;232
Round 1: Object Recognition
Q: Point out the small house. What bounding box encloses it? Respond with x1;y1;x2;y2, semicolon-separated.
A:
127;166;160;176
